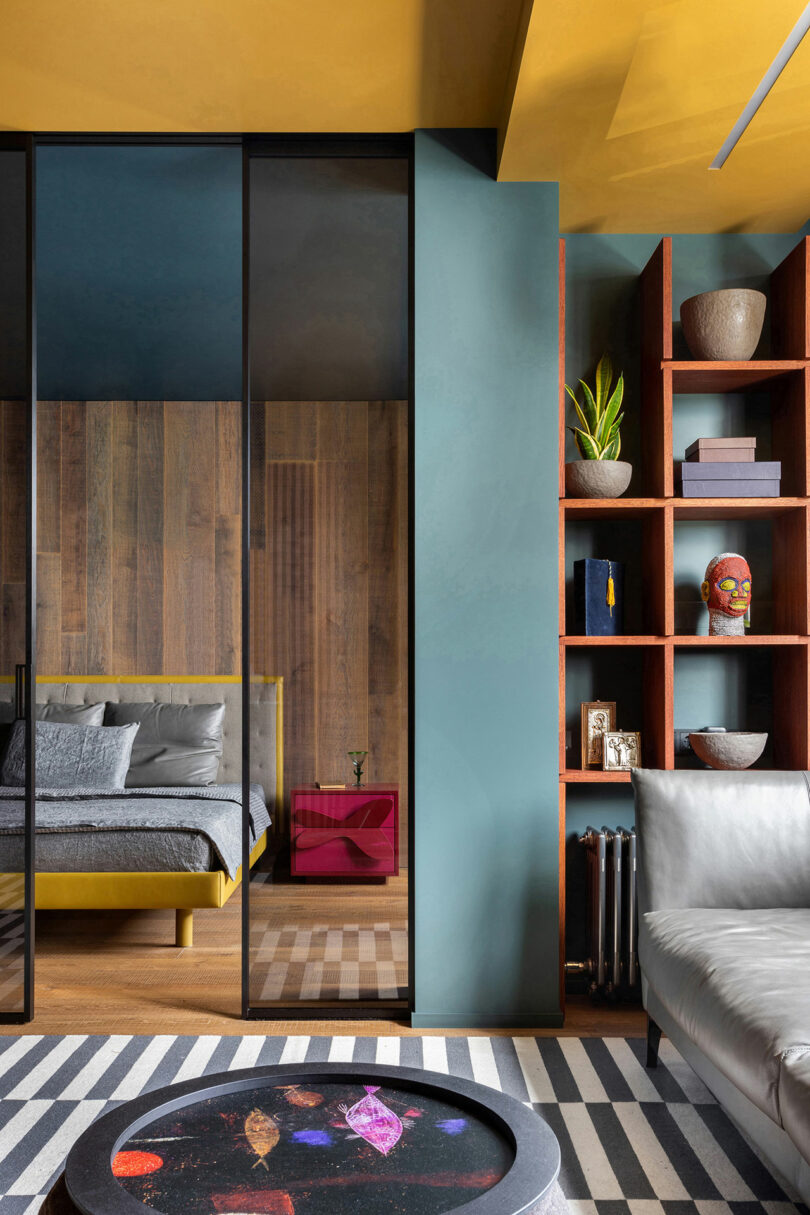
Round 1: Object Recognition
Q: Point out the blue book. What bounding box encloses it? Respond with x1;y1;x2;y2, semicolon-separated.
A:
573;559;624;636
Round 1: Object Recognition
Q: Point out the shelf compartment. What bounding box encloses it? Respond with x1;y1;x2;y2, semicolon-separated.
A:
564;508;671;636
563;643;670;774
670;365;809;499
665;361;806;394
673;642;809;770
672;508;808;637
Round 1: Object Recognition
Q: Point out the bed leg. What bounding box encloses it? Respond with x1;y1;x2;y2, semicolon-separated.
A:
175;909;193;948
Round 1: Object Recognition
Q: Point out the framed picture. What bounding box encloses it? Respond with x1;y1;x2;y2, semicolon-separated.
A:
602;730;642;772
580;701;616;768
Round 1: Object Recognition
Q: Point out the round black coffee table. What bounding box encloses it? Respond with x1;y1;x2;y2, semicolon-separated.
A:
63;1062;560;1215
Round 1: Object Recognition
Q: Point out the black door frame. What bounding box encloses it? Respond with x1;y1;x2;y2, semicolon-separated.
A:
0;132;37;1024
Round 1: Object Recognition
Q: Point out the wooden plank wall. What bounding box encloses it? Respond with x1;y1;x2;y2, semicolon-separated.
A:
251;401;409;845
0;398;409;847
0;400;242;677
0;401;28;675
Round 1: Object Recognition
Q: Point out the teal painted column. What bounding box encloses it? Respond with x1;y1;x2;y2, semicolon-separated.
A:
412;130;561;1028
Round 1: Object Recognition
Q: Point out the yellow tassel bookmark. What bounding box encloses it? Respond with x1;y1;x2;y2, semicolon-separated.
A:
606;564;615;617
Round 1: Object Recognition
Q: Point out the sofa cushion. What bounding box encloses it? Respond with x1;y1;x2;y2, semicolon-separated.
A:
640;907;810;1124
779;1049;810;1167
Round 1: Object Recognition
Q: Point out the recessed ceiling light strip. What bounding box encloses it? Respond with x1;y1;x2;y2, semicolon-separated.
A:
710;2;810;169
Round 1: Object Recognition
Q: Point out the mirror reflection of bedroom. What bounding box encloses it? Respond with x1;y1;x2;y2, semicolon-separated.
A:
0;140;410;1022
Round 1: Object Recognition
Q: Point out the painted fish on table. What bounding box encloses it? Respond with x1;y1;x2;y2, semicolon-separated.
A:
244;1109;280;1170
274;1085;324;1108
339;1086;403;1155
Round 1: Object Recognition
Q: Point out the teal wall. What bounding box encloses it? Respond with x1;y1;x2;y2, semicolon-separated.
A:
412;130;561;1027
564;230;806;968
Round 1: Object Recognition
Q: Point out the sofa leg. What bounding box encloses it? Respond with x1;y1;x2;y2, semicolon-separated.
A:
175;909;193;948
646;1015;662;1068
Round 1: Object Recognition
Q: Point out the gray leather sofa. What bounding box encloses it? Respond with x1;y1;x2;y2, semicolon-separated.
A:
633;769;810;1204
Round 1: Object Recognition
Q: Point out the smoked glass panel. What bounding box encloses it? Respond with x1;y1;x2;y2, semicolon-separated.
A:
247;153;410;1012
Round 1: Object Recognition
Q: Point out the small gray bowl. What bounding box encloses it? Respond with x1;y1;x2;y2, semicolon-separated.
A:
680;288;766;361
565;460;632;499
688;731;767;770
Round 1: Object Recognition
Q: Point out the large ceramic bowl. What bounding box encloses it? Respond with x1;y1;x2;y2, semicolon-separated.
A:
565;460;632;499
680;288;766;361
689;731;767;770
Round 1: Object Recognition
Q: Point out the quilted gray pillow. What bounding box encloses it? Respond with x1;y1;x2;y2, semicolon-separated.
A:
1;720;139;788
36;702;106;726
103;702;225;787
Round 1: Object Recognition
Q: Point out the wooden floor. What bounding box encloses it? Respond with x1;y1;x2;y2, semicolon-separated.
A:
248;869;408;1004
0;889;646;1037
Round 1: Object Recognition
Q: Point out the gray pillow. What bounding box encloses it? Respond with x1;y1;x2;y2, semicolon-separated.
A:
103;702;225;787
1;720;139;788
36;702;106;726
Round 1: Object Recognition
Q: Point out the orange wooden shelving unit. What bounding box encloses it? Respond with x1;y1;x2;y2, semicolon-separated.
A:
557;235;810;1012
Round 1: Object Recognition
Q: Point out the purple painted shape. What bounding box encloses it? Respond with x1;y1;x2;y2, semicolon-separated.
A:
339;1086;403;1156
292;1129;333;1147
437;1118;468;1135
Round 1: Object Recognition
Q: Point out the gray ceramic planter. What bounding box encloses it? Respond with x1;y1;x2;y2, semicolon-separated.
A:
565;460;632;499
680;288;766;361
689;731;768;769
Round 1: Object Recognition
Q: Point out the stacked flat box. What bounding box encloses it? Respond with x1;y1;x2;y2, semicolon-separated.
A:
685;447;756;462
679;460;781;498
685;436;756;462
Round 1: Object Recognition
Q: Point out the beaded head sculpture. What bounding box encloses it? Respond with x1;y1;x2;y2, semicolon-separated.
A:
701;552;751;637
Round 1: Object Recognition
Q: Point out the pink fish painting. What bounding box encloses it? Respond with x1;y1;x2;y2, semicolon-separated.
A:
339;1086;403;1155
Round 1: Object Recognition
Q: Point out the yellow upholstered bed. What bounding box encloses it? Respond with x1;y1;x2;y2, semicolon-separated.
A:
2;676;282;947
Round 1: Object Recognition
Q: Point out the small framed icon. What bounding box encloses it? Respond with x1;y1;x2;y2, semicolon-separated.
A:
580;701;616;768
602;730;642;772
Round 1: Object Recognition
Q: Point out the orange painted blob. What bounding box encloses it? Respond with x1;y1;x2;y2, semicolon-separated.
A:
112;1151;163;1177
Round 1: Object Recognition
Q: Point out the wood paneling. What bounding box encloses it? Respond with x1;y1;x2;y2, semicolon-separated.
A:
0;400;243;678
136;402;165;673
163;402;217;674
0;401;27;673
0;398;409;850
255;401;409;845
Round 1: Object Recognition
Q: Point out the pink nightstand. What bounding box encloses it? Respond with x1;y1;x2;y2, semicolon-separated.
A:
290;784;399;879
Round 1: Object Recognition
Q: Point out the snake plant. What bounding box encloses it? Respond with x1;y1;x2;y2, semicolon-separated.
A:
566;353;624;460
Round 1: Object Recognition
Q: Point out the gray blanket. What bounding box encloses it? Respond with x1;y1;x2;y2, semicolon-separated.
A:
0;783;270;880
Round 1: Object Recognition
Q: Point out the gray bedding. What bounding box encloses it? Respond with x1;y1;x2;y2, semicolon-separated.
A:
0;784;270;879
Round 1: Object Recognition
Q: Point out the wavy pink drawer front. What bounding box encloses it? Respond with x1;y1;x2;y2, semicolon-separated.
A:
290;786;399;877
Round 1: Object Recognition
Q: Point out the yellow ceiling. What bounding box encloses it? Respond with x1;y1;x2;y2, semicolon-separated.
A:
1;0;808;232
498;0;810;232
0;0;524;132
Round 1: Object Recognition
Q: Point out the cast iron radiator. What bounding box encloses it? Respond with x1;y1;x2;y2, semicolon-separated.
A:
565;825;638;998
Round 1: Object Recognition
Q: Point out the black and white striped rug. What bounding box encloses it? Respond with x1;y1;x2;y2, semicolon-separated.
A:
0;1033;806;1215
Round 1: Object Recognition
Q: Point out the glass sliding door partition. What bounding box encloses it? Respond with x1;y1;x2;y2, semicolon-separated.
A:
0;136;36;1022
243;138;412;1018
33;138;243;1014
